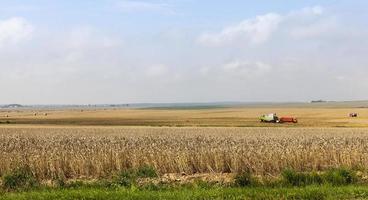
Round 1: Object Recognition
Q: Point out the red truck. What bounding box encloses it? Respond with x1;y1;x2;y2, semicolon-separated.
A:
278;116;298;123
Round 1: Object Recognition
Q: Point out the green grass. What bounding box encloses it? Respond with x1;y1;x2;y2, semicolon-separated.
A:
0;167;366;199
281;168;357;186
2;185;368;200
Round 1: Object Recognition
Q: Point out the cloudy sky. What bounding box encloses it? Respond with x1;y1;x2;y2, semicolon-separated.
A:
0;0;367;104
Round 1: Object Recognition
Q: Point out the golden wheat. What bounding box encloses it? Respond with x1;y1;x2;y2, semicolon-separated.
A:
0;126;367;180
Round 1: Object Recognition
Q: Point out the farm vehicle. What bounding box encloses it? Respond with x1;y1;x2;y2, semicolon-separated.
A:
260;113;298;123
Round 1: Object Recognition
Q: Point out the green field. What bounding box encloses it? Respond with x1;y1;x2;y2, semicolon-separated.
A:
2;185;368;200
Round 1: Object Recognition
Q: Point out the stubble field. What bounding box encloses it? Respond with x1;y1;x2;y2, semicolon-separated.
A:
1;105;368;127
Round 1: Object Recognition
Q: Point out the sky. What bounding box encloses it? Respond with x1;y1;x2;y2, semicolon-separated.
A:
0;0;367;104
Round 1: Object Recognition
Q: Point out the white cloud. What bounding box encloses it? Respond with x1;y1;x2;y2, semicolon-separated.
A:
64;27;121;50
49;27;123;64
114;1;173;14
198;60;273;80
0;17;33;46
198;13;282;46
295;5;324;16
335;76;347;81
198;6;326;46
222;61;272;78
145;64;169;77
290;17;337;39
0;26;123;85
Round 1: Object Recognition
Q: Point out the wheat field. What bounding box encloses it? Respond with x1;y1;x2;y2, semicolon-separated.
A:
1;126;367;180
2;106;368;127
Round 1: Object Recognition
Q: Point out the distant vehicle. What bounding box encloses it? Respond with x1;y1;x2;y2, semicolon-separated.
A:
260;113;298;123
349;113;358;117
260;113;279;123
311;100;327;103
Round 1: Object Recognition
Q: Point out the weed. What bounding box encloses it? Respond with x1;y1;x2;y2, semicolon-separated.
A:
234;171;255;187
324;168;357;185
136;165;158;178
282;169;323;186
2;166;38;191
115;169;137;187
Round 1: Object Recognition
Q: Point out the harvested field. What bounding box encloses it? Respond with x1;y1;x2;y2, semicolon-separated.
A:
1;107;368;127
1;126;368;180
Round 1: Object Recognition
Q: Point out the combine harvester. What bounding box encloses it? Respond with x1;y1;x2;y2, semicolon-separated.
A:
260;113;298;123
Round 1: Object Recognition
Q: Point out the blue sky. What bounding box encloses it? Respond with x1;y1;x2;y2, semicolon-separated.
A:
0;0;367;104
0;1;340;32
